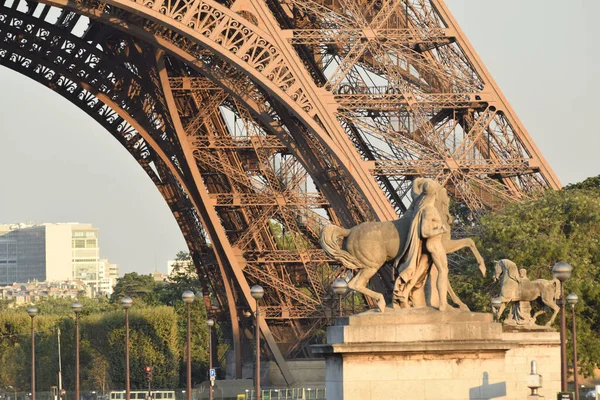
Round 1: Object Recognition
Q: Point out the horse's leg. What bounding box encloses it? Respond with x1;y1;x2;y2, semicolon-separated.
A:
443;238;486;276
544;302;560;327
532;309;546;324
542;291;561;326
448;284;469;311
348;268;386;312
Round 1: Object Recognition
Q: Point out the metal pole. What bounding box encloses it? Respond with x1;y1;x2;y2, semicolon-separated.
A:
125;308;130;400
208;324;213;400
186;303;192;400
75;313;80;400
58;328;62;394
338;294;342;318
559;281;567;392
572;305;579;400
255;300;261;400
31;316;36;400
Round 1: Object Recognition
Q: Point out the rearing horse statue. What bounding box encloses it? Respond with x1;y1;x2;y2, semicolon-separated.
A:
320;178;486;312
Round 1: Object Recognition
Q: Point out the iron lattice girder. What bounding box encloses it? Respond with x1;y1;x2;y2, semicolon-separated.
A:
209;193;329;207
371;158;538;177
0;1;226;310
333;92;489;111
0;0;564;383
284;27;454;46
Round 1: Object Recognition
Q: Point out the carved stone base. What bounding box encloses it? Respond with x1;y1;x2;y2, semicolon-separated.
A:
312;308;560;400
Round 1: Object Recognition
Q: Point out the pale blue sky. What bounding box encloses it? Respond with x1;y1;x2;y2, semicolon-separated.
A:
0;0;597;275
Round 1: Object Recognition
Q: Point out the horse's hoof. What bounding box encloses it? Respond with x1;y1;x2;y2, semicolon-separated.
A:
377;299;386;313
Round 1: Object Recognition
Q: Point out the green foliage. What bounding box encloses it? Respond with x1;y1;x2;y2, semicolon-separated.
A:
564;174;600;191
452;186;600;376
110;272;160;306
0;313;60;390
0;251;217;392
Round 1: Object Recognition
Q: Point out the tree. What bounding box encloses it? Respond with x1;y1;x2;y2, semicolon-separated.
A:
564;174;600;191
452;186;600;376
155;251;212;386
110;273;159;306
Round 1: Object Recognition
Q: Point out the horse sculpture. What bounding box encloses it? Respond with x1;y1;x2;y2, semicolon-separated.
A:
493;259;560;326
320;178;486;312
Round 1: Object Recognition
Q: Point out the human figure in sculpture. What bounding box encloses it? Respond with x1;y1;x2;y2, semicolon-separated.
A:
394;180;451;310
519;268;528;281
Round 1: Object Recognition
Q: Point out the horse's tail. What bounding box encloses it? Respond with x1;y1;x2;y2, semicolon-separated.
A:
320;225;362;270
553;278;561;300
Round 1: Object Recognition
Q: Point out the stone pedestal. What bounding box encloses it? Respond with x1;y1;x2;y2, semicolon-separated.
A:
312;308;560;400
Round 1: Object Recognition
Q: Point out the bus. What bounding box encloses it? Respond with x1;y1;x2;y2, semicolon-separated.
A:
109;391;175;400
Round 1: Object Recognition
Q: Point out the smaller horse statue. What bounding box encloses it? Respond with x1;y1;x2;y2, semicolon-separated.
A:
493;259;560;327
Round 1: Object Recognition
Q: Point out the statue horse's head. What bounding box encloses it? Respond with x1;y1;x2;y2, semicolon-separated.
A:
493;259;520;282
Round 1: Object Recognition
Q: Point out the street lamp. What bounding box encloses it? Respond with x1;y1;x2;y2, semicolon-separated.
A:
27;307;38;400
120;297;133;400
71;302;83;400
332;279;348;318
250;285;264;400
206;319;215;400
491;297;502;321
181;291;195;400
567;293;579;400
552;261;572;392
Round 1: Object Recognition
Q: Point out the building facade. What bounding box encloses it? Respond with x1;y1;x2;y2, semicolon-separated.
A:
0;223;118;295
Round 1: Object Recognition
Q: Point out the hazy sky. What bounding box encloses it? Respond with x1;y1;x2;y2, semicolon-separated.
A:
0;0;597;276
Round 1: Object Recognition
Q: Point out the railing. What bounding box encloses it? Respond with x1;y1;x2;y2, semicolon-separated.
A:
238;388;325;400
0;388;326;400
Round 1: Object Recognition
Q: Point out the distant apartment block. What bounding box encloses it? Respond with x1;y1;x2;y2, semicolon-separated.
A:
0;280;89;303
0;223;119;295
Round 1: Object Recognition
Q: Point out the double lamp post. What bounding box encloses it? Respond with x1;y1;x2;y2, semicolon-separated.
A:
552;261;580;398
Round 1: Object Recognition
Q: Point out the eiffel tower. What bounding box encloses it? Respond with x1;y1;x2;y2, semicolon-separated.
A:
0;0;559;382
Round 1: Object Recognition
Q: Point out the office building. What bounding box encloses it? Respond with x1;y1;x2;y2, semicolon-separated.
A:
0;223;118;295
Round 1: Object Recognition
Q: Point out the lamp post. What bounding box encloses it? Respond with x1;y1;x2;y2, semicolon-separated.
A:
332;279;348;318
567;293;579;400
206;319;215;400
181;291;195;400
491;297;502;322
27;307;39;400
552;261;572;392
121;297;133;400
250;285;264;400
71;302;83;400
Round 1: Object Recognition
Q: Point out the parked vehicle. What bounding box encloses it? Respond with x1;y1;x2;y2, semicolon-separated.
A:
109;391;175;400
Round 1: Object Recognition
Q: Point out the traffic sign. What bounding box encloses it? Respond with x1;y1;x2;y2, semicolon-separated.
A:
209;368;216;378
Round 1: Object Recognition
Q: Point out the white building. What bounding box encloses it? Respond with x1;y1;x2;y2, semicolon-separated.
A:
167;259;194;278
0;223;118;295
97;258;119;296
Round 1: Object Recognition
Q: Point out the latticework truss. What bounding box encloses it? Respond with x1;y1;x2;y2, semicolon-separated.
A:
0;0;559;383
